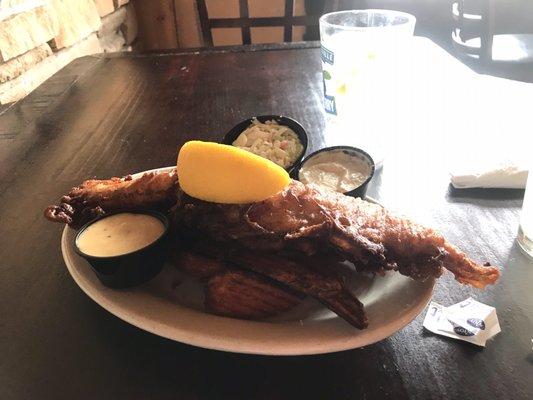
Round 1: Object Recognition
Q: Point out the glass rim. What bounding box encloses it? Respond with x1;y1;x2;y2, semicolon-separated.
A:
319;9;416;31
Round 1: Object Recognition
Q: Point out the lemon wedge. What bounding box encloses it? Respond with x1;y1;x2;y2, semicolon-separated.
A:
177;141;290;204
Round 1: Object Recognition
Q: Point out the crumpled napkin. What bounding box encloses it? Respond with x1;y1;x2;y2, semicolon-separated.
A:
445;73;532;189
450;161;528;189
448;131;529;189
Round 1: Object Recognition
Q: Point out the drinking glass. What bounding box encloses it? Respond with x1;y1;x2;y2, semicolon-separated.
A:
518;172;533;258
319;10;416;165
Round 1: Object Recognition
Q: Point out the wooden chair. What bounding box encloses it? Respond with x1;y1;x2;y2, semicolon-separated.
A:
452;0;533;62
196;0;330;46
451;0;494;61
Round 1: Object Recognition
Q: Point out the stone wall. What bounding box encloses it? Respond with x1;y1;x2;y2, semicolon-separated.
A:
0;0;137;104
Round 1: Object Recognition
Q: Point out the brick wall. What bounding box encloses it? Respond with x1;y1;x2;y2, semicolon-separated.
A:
0;0;138;104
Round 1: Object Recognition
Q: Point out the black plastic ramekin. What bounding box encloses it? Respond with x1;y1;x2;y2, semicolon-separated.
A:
222;115;308;173
74;210;169;289
293;146;375;198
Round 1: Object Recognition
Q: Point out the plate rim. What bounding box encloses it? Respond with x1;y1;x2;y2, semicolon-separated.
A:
61;166;435;355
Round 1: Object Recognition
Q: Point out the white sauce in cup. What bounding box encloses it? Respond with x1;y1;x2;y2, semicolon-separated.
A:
299;149;371;193
77;213;165;257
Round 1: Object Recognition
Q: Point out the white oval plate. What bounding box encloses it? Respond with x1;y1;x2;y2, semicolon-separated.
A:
61;167;434;355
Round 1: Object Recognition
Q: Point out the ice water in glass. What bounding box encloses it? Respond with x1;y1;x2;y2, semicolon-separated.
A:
319;10;416;165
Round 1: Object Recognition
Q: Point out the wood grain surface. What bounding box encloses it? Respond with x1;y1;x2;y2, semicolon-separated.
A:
133;0;179;50
0;41;531;400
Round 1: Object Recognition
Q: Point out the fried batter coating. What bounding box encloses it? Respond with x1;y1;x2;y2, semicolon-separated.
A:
45;171;499;293
218;248;368;329
205;270;301;319
172;250;226;279
44;170;178;228
171;250;303;320
177;181;499;289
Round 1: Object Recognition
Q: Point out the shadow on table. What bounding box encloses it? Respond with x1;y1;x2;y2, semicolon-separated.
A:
420;327;485;355
446;185;525;202
88;315;411;400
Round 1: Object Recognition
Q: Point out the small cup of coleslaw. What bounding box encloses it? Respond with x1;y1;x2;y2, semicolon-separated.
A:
223;115;308;173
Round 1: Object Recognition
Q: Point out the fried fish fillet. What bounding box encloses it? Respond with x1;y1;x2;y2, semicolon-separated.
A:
171;250;303;320
172;248;365;328
171;249;226;279
44;169;178;228
45;169;499;290
205;270;302;319
177;180;500;289
217;248;369;329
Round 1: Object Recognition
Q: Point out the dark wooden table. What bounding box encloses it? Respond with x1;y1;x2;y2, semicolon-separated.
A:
1;41;532;400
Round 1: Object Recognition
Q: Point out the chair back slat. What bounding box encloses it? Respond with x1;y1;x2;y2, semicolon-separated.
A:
239;0;251;45
284;0;294;42
196;0;323;46
197;0;213;47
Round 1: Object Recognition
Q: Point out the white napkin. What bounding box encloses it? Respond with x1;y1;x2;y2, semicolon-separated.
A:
444;74;532;189
450;161;528;189
448;132;530;189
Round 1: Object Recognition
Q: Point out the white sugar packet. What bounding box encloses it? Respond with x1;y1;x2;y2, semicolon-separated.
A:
423;302;487;346
423;298;500;347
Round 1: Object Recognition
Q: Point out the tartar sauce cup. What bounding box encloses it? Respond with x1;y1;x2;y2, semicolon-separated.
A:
293;146;375;198
74;210;170;289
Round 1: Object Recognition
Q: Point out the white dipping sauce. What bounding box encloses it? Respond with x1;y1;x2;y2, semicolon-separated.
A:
77;213;165;257
299;149;371;193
